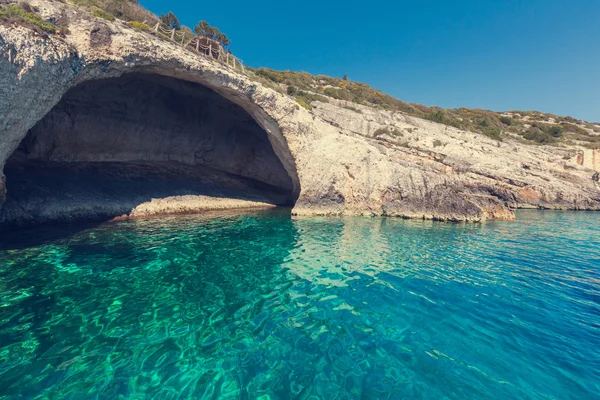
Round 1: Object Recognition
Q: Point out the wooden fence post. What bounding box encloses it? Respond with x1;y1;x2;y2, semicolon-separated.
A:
170;29;175;41
181;31;185;46
195;38;200;52
233;57;236;69
226;53;229;65
153;22;159;34
208;44;212;58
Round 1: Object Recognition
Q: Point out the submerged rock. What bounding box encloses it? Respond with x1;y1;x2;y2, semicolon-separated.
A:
1;0;599;227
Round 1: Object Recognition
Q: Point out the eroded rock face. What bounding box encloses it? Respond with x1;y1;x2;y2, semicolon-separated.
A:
1;0;600;227
572;149;600;173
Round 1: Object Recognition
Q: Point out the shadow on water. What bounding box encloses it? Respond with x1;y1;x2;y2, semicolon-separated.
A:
0;219;107;251
0;207;294;251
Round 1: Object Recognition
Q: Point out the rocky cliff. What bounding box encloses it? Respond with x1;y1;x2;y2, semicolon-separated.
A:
1;0;599;228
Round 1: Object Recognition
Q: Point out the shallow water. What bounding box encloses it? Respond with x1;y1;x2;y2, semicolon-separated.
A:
0;210;599;399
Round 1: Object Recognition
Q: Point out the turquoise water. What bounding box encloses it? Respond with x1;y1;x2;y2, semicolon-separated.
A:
0;210;599;399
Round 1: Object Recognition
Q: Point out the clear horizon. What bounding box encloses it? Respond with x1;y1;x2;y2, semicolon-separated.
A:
140;0;600;122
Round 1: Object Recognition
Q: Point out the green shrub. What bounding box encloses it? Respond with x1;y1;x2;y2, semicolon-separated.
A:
373;127;403;137
323;87;353;102
92;7;115;21
0;4;57;33
287;86;298;96
433;139;443;147
499;116;513;126
548;125;564;138
427;110;445;123
523;128;556;144
128;21;150;31
481;128;503;141
568;133;600;144
563;116;580;124
426;109;463;129
296;97;312;110
296;90;328;104
522;123;563;143
179;26;195;42
561;123;588;135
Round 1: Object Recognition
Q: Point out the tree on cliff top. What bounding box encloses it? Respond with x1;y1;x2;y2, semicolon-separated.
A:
159;11;180;30
194;20;231;48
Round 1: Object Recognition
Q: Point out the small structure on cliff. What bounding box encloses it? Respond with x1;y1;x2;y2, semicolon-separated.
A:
150;22;242;70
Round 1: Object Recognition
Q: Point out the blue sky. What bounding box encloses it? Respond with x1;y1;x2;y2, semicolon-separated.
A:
141;0;600;121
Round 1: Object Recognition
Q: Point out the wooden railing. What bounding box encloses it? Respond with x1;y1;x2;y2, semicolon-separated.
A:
150;22;245;73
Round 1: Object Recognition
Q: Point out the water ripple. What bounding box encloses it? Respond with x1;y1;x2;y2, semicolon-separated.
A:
0;210;599;399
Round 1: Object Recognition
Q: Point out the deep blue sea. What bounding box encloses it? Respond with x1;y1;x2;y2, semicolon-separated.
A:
0;210;599;399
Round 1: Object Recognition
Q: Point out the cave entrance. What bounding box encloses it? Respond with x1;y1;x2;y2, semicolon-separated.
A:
3;73;297;227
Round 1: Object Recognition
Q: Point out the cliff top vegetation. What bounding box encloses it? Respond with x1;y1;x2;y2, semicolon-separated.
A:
252;68;600;148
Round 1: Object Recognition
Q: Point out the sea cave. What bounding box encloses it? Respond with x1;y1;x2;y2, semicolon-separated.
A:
1;72;298;227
